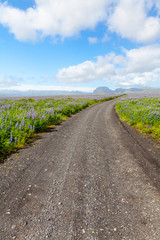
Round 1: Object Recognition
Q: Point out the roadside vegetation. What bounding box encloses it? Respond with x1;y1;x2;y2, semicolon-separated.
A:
115;95;160;141
0;95;119;162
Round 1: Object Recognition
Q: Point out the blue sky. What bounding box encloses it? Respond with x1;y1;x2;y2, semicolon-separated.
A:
0;0;160;92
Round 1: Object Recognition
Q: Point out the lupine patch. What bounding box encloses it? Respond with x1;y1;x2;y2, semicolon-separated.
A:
115;95;160;140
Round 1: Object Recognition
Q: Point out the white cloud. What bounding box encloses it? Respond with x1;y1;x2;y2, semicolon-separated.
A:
108;71;159;87
0;4;37;41
0;0;108;41
124;45;160;73
102;33;110;42
0;0;160;43
56;44;160;87
108;0;160;43
56;56;115;83
0;76;19;87
88;37;98;44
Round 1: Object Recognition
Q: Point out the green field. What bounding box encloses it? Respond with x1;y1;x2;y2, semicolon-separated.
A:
0;95;118;162
115;96;160;140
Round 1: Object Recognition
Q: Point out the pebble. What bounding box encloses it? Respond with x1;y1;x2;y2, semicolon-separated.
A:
12;225;16;229
6;210;11;215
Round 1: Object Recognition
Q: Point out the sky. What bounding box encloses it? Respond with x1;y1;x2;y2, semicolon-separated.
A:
0;0;160;92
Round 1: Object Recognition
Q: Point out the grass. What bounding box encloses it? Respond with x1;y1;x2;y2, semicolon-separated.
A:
0;95;119;162
115;96;160;141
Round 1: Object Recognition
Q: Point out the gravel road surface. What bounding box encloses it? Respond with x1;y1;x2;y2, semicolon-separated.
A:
0;99;160;240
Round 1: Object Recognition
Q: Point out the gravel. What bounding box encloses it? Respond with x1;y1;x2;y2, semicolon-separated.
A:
0;99;160;239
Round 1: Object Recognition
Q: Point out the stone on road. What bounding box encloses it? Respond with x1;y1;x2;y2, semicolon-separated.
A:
0;99;160;239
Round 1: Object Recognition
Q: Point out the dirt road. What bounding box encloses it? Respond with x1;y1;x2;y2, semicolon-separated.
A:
0;99;160;240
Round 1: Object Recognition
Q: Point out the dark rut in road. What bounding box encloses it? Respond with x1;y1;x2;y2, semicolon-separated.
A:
0;99;160;239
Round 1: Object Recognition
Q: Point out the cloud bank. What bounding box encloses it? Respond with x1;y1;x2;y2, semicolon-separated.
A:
56;45;160;87
0;0;108;41
0;0;160;43
108;0;160;43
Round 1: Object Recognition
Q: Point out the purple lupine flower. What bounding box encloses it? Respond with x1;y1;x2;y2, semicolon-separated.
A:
9;131;13;144
15;121;19;128
32;113;35;120
28;113;32;119
8;104;11;110
21;118;25;127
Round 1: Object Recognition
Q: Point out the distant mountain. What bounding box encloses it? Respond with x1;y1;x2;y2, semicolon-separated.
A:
93;87;114;94
114;88;126;94
0;89;91;97
1;86;160;98
93;86;160;94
